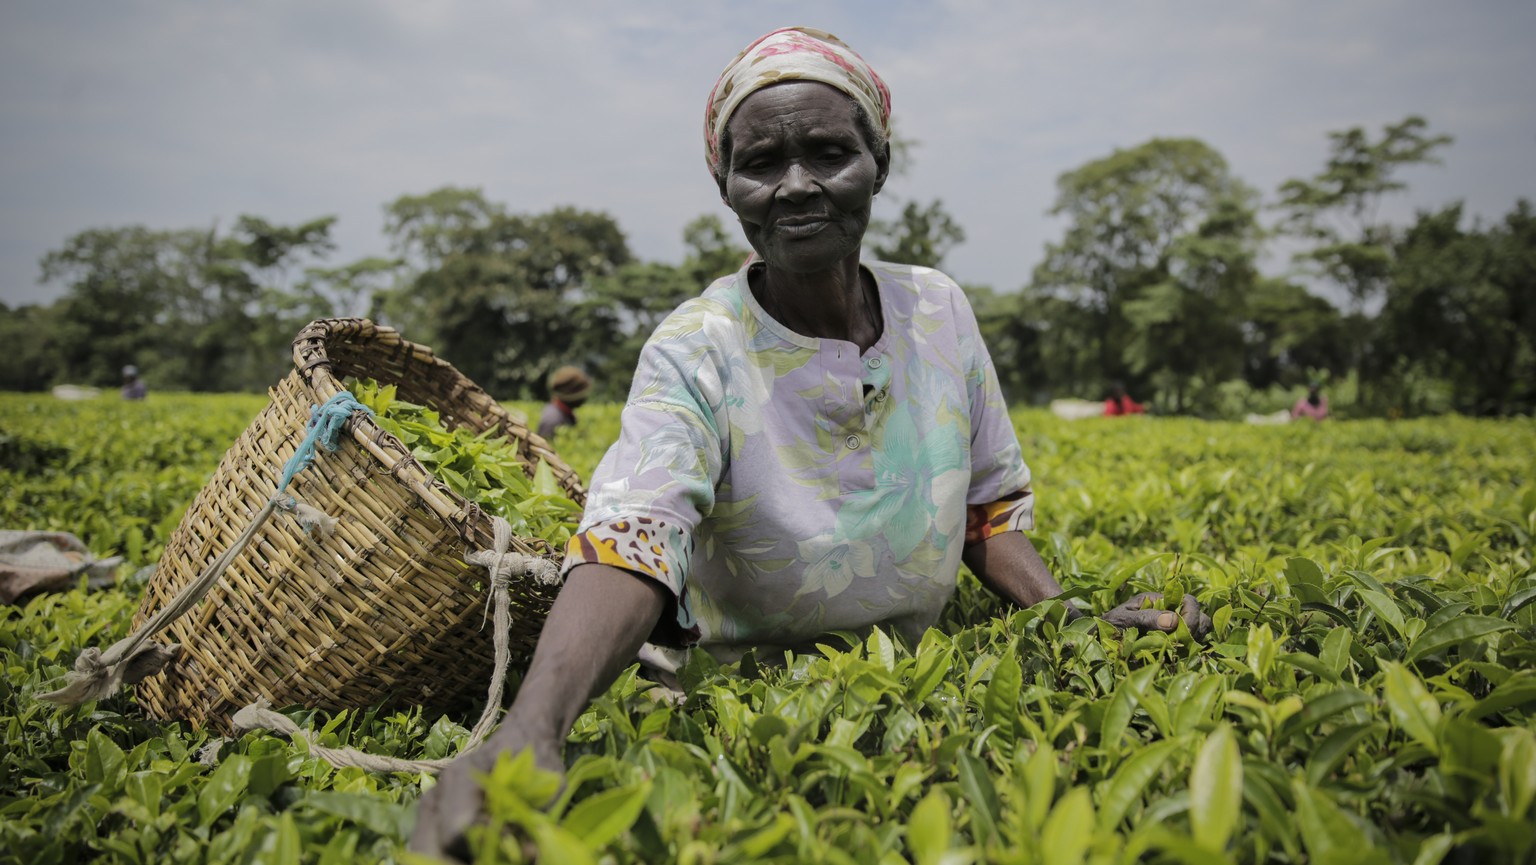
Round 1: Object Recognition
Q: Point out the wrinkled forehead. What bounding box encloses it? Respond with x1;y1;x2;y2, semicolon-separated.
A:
724;80;861;137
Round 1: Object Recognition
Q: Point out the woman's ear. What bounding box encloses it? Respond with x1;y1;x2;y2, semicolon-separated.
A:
872;141;891;195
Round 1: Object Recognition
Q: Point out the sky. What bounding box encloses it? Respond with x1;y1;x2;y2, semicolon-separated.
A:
2;0;1533;307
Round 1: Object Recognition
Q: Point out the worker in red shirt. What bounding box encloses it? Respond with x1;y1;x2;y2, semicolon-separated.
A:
1104;381;1145;417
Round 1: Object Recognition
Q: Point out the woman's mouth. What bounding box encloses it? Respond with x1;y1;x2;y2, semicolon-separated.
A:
775;216;830;238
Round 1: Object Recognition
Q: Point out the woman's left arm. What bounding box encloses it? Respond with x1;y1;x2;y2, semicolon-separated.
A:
963;531;1210;635
945;279;1206;634
961;530;1077;615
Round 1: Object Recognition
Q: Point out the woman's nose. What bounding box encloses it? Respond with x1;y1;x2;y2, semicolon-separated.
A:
776;162;819;201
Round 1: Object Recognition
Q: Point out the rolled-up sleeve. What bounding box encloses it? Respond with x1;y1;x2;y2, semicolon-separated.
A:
949;286;1034;538
561;310;727;645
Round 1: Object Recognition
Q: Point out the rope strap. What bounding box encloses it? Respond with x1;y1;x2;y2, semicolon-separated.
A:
232;516;557;773
40;390;557;777
38;497;285;704
38;393;371;706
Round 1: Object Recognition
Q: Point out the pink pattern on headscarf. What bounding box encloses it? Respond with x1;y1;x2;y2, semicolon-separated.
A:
704;26;892;178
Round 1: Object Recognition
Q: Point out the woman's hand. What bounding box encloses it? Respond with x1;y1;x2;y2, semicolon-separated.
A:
1100;591;1212;638
408;563;668;861
409;734;564;862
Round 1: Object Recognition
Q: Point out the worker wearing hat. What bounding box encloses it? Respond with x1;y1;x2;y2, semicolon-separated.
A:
537;366;592;439
120;365;147;401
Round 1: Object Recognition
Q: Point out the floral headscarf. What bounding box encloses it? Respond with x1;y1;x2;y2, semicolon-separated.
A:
704;26;892;178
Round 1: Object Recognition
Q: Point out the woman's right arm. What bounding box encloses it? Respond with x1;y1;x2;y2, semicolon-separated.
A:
409;563;668;859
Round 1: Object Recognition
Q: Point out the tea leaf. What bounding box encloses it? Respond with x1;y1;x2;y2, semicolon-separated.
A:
1381;662;1442;754
1040;787;1093;865
1190;724;1242;851
1096;737;1181;830
1403;615;1515;663
562;781;651;849
907;789;952;865
198;755;252;827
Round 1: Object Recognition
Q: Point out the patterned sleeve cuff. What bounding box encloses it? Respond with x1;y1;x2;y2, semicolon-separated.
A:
964;487;1035;545
562;516;700;647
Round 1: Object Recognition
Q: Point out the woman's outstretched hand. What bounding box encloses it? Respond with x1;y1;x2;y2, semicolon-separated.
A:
409;564;667;861
1100;591;1212;638
408;735;564;863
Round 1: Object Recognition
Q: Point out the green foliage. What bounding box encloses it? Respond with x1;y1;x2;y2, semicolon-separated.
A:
1275;116;1453;313
379;188;633;399
0;302;65;391
867;199;967;269
349;379;582;547
1024;137;1262;411
0;392;267;568
1239;278;1351;391
32;216;340;393
4;397;1534;863
996;116;1528;418
1376;200;1536;416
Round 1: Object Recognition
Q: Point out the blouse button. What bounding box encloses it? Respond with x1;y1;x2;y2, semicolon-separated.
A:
845;434;861;450
868;357;883;369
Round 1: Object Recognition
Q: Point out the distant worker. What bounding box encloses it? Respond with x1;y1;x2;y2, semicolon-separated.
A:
120;365;147;401
537;365;592;439
1291;381;1328;422
1103;381;1144;417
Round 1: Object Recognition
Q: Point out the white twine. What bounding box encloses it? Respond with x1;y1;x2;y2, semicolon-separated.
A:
231;516;555;773
38;498;285;705
36;428;557;776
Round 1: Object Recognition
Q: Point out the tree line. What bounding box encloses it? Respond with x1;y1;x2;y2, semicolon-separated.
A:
3;115;1531;416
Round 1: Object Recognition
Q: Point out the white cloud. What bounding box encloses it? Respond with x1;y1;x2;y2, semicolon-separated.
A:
2;0;1532;307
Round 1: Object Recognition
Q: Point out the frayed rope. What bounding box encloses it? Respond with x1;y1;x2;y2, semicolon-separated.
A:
232;516;559;773
37;393;370;706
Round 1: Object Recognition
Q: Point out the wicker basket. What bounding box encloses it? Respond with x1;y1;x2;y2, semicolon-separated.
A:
133;318;585;731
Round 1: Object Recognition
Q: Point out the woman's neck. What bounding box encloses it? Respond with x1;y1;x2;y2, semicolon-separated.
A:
751;254;882;351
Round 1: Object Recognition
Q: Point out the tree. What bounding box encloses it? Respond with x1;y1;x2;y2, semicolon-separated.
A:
201;215;339;390
862;118;968;270
381;188;632;398
680;214;750;286
1275;116;1452;314
576;215;751;399
867;200;966;269
1239;278;1350;390
39;226;188;388
0;303;64;391
580;262;698;399
1377;200;1536;415
302;256;404;321
1029;138;1261;410
36;216;338;392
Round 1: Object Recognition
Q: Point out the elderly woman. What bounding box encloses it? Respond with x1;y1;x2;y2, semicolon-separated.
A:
412;26;1205;856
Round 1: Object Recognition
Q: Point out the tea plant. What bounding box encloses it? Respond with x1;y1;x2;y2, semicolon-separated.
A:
349;380;583;547
2;395;1533;864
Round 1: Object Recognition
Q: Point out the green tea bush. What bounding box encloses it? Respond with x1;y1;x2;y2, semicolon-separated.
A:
2;395;1533;864
349;380;582;547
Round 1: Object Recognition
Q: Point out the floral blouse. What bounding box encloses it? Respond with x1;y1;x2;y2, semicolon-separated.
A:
562;260;1034;659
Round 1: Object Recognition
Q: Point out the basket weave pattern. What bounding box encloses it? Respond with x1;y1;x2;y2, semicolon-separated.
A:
134;318;585;731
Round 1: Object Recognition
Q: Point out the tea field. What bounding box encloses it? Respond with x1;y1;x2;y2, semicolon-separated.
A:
2;392;1534;864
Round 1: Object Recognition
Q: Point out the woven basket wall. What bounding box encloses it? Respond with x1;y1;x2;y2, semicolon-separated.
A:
133;318;585;732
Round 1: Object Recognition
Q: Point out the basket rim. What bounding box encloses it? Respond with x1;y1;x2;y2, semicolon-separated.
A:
289;317;586;554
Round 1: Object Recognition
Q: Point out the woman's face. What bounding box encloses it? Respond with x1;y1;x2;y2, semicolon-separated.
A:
720;81;888;274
